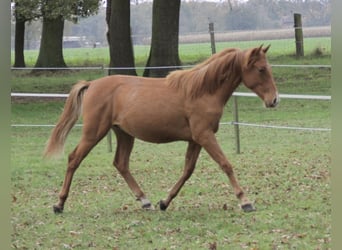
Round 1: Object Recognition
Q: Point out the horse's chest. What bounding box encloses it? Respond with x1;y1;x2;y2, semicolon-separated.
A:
187;107;223;135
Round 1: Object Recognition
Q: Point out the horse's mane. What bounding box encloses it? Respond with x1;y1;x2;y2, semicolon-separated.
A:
166;48;243;99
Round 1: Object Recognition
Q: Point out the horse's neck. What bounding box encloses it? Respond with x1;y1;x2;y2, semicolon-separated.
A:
216;78;242;106
218;52;243;105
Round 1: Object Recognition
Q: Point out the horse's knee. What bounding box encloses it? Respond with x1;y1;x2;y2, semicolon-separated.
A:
113;160;119;171
113;161;128;175
68;149;77;162
183;167;195;180
67;155;81;172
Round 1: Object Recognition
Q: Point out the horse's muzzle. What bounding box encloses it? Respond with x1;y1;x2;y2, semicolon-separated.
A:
265;95;279;108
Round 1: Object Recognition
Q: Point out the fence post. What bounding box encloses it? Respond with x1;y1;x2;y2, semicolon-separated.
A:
233;96;241;154
208;22;216;54
105;65;113;152
294;13;304;57
107;130;113;152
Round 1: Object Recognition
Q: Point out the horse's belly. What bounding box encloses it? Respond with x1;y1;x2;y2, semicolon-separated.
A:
117;114;192;143
133;126;192;143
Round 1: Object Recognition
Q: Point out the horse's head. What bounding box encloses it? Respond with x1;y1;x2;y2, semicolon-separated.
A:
241;45;279;108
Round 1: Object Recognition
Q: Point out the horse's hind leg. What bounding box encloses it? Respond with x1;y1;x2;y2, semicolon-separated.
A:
112;126;152;209
53;123;111;213
159;141;202;210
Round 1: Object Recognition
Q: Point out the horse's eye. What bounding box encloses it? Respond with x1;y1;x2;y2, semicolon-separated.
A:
258;67;266;73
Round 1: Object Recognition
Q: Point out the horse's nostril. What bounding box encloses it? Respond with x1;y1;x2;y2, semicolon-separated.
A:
266;96;279;108
272;96;279;107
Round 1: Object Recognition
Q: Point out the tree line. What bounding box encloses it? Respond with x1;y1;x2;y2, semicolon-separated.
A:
133;0;331;38
12;0;100;68
12;0;331;76
14;0;331;48
12;0;182;77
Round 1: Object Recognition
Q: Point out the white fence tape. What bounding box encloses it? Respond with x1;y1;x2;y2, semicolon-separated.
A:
11;92;331;100
12;93;69;98
11;92;331;132
228;122;330;132
11;64;331;71
232;92;331;100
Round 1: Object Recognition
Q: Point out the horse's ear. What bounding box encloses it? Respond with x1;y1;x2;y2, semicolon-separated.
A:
263;44;271;53
258;44;264;53
245;46;261;68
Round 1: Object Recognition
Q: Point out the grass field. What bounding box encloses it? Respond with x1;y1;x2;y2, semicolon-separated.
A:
12;37;331;68
11;39;331;249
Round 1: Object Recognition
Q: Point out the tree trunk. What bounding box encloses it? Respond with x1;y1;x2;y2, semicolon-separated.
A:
34;16;67;69
144;0;181;77
106;0;136;76
13;19;26;67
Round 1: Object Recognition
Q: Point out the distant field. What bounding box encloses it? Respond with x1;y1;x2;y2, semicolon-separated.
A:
12;36;331;67
178;26;331;44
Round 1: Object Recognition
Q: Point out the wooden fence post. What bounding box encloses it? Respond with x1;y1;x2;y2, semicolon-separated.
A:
107;130;113;152
233;96;241;154
208;22;216;54
106;65;113;152
294;13;304;57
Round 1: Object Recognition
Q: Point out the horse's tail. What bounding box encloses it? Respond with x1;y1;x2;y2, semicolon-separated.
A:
44;81;91;158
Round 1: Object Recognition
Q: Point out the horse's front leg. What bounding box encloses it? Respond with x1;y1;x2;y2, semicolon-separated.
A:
112;127;153;209
194;131;256;212
159;141;202;210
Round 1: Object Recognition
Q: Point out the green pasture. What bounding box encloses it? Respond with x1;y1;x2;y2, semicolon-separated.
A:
11;40;331;249
12;37;331;67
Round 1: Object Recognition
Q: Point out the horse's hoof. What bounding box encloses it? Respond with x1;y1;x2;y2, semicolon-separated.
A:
142;203;155;210
241;203;256;212
159;200;168;211
53;205;63;214
140;197;154;210
142;203;151;209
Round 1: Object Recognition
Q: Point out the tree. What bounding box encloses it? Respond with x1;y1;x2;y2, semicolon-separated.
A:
34;0;99;69
13;4;26;67
12;0;40;67
106;0;136;75
35;15;67;68
143;0;181;77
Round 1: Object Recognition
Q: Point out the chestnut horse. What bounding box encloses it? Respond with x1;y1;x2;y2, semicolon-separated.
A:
44;45;279;213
